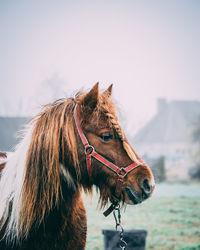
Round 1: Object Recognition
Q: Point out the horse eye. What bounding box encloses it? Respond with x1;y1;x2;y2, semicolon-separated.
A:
99;132;113;142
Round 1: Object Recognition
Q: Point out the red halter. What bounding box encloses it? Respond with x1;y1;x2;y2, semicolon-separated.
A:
73;105;144;216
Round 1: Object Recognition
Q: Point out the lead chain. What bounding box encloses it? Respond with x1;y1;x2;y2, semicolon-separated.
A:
113;205;127;250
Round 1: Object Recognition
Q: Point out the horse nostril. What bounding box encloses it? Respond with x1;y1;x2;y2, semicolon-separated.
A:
141;178;151;194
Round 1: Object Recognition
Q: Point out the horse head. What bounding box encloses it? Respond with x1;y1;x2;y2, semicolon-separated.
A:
74;83;155;210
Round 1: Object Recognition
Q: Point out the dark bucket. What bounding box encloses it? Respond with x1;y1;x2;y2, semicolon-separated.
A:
102;229;148;250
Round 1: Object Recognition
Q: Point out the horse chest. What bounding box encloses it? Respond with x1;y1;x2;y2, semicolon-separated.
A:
0;193;87;250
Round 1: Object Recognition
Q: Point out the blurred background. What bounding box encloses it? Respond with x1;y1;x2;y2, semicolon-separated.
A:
0;0;200;249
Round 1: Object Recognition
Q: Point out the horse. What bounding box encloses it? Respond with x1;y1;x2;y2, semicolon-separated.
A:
0;83;155;250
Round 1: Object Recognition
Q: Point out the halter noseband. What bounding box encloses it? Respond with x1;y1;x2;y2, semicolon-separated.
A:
73;104;144;216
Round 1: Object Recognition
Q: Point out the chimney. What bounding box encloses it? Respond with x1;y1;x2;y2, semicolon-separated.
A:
157;98;167;113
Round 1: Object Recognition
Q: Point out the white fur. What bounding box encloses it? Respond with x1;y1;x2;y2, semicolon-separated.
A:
0;124;33;240
0;158;6;165
60;163;76;190
0;124;77;241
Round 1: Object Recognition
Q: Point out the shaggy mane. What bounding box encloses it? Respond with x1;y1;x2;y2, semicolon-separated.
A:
19;98;80;238
0;97;80;241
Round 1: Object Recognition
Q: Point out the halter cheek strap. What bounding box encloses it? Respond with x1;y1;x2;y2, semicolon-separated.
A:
73;104;144;216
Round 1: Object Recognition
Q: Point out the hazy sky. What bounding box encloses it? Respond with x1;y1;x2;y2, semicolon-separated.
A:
0;0;200;134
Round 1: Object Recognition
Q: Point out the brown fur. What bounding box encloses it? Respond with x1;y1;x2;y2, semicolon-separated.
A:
0;83;154;250
20;98;79;237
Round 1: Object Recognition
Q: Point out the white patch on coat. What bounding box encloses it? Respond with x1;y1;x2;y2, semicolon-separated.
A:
60;163;76;190
0;124;33;241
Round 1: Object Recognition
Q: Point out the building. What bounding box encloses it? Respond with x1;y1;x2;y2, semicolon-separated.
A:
132;99;200;180
0;117;29;151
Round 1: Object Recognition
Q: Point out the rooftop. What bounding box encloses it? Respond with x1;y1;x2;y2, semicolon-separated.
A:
133;99;200;145
0;117;29;151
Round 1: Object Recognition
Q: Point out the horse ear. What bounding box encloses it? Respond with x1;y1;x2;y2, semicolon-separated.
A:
103;84;113;97
82;82;99;110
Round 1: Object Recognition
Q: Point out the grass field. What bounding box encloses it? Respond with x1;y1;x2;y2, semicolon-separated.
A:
84;183;200;250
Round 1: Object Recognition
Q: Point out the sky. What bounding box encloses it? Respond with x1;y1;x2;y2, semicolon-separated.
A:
0;0;200;135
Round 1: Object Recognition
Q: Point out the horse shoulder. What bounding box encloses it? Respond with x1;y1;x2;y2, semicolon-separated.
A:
0;190;87;250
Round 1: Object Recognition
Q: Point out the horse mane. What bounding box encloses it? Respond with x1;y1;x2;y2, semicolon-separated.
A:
19;98;81;238
0;97;81;241
0;89;137;242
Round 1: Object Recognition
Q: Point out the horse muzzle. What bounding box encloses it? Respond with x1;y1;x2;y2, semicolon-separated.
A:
125;178;155;205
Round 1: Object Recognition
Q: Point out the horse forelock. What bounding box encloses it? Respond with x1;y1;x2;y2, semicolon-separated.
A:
97;92;138;163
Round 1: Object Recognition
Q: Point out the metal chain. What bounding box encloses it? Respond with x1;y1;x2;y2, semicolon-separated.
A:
113;204;127;250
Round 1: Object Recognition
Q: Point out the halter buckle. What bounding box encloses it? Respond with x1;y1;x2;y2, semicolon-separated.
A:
85;145;94;155
119;168;127;177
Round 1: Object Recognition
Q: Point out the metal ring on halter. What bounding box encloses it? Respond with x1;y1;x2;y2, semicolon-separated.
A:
116;223;124;232
85;145;94;155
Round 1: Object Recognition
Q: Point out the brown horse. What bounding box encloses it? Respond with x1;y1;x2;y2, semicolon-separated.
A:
0;83;154;250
